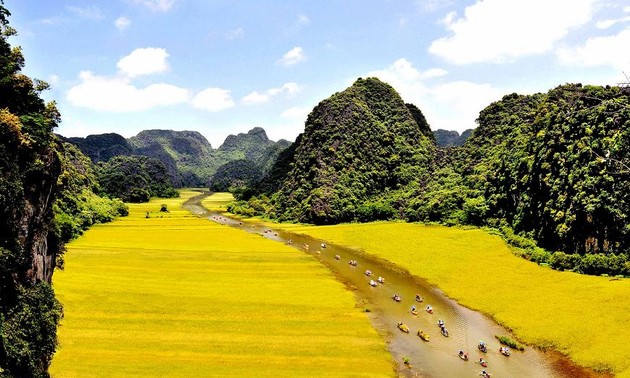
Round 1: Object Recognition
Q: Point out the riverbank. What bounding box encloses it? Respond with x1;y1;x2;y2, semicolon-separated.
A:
50;191;394;377
203;192;629;376
275;221;629;376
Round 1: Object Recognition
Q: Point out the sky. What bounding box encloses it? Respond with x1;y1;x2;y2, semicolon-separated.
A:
6;0;630;147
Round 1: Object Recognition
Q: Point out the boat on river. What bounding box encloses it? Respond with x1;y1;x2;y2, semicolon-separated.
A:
397;322;410;333
417;330;430;341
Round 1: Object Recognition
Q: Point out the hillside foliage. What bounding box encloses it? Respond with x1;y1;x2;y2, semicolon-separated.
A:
232;79;630;276
0;4;63;375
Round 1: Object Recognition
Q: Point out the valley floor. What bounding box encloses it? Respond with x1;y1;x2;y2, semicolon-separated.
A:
263;218;630;377
204;194;630;377
50;191;394;377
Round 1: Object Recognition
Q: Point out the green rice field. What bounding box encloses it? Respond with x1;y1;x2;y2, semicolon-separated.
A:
50;191;394;377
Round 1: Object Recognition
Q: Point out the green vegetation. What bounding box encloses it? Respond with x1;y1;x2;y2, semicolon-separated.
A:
495;335;525;351
96;155;179;202
282;221;630;375
54;142;128;243
0;4;64;375
233;77;435;224
50;192;394;377
232;80;630;277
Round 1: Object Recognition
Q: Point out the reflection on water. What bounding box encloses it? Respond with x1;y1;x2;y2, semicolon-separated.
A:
186;198;607;378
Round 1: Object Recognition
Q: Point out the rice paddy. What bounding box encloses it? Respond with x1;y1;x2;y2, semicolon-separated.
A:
284;221;630;377
49;191;394;377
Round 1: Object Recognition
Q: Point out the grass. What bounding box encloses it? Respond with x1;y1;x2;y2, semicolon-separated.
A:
50;191;394;377
280;221;630;376
495;335;525;351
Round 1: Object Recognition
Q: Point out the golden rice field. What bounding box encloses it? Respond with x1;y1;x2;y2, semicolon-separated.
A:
50;191;394;378
284;221;630;377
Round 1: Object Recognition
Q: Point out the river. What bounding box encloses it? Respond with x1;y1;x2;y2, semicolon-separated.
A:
184;193;609;378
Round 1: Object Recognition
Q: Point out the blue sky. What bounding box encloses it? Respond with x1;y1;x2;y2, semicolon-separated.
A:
6;0;630;147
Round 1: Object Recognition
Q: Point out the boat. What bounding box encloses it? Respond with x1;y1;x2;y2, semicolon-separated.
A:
499;347;511;356
479;358;488;367
441;327;449;337
438;319;445;328
426;305;433;314
478;341;487;353
321;243;327;248
417;330;430;341
334;255;341;260
415;294;423;302
480;370;491;378
458;350;469;361
349;260;357;266
365;269;372;276
392;294;402;302
397;322;410;333
369;279;378;287
411;309;419;316
377;276;385;284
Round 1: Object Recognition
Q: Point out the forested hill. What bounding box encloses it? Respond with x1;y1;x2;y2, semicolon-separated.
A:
238;77;436;224
62;128;291;187
457;84;630;264
231;81;630;276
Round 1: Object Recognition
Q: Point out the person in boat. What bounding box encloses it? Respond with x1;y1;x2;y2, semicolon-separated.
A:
335;254;341;260
369;279;377;287
365;269;372;276
415;294;423;302
479;358;487;367
438;319;445;327
393;294;401;302
458;350;464;357
377;276;385;283
411;305;416;312
426;305;433;313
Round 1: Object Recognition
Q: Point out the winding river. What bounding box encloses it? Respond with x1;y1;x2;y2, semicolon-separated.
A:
184;193;608;378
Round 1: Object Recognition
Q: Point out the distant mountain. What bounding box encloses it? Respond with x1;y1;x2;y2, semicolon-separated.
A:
433;129;473;147
62;128;291;188
62;133;133;162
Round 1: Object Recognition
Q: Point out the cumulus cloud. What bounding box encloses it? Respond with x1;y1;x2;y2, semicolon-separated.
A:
429;0;596;64
277;47;306;66
367;58;502;131
66;71;189;112
192;88;235;112
117;48;169;77
115;16;132;32
242;82;301;105
557;29;630;71
134;0;176;12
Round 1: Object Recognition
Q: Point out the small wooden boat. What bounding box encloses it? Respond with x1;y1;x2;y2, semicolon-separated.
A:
441;328;449;337
478;341;487;353
321;243;327;248
397;322;410;333
417;330;430;341
365;270;372;276
438;319;445;328
369;280;378;287
479;358;488;367
377;276;385;284
499;347;510;356
458;351;469;361
334;255;341;260
393;294;402;302
411;309;419;316
415;294;423;302
426;305;433;314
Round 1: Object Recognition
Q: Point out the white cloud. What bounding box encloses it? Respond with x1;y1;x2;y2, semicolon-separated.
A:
117;48;169;77
277;47;306;66
227;27;245;40
281;106;310;121
192;88;235;112
242;82;301;105
596;16;630;29
367;58;503;132
297;14;310;25
67;71;189;112
115;16;132;32
66;5;103;20
133;0;176;12
429;0;596;64
557;29;630;71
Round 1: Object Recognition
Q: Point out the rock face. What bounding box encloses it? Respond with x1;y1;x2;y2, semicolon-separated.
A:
433;129;473;147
